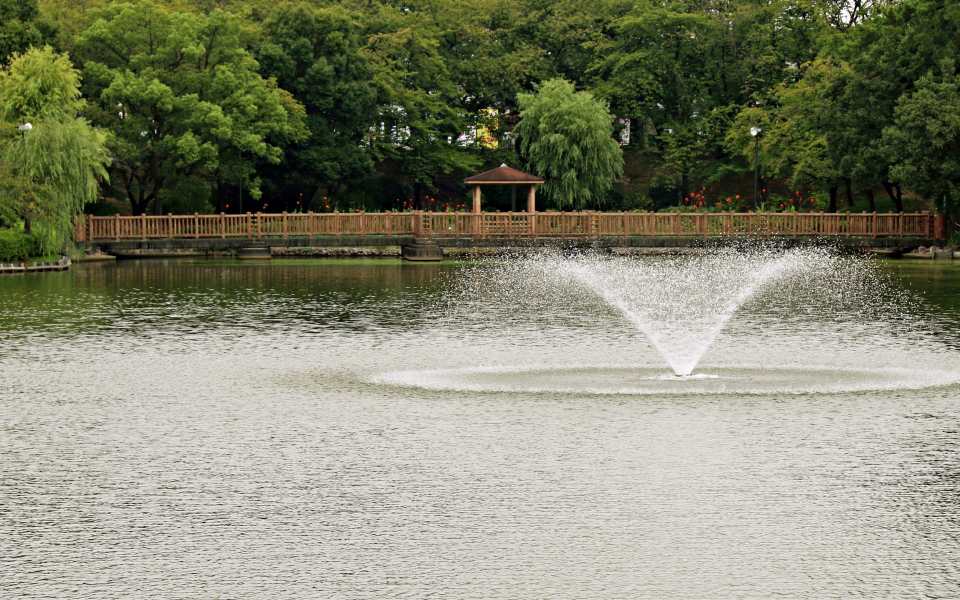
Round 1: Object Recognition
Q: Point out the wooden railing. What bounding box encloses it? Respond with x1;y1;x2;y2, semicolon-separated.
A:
75;211;942;242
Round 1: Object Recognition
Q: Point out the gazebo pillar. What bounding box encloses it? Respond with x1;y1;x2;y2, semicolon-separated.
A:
526;184;536;213
472;185;481;214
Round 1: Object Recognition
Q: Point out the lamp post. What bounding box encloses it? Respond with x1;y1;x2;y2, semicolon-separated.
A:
750;126;761;211
17;124;33;234
17;122;32;143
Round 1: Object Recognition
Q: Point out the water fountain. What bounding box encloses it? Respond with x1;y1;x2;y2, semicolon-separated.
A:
375;245;960;395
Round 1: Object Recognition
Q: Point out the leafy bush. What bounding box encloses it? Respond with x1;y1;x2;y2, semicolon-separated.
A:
0;229;41;262
85;200;121;216
623;190;657;211
950;231;960;248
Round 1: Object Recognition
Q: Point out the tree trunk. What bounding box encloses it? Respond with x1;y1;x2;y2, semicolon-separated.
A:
882;182;903;212
131;196;150;216
845;180;855;208
413;182;422;211
680;172;689;206
24;216;32;236
216;178;227;213
829;187;838;213
866;189;875;212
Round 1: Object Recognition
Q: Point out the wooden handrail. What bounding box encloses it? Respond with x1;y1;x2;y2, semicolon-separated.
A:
74;211;944;242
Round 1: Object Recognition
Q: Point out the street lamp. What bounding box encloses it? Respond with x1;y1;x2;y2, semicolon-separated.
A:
17;122;32;143
17;123;33;234
750;126;761;211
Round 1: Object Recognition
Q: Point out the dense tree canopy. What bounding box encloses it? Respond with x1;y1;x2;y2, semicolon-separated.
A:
79;1;304;214
0;0;955;225
0;46;108;251
0;0;53;64
255;3;376;207
516;78;622;210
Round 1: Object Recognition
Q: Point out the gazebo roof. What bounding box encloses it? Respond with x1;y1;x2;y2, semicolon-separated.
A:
464;165;544;184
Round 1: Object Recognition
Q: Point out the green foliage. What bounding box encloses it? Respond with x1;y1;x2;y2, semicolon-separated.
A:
0;46;108;253
622;190;656;211
364;10;480;203
0;0;54;64
255;3;377;202
0;161;53;226
727;60;845;192
83;199;119;216
0;226;40;261
516;78;623;210
592;0;829;193
79;0;305;215
0;45;81;121
16;0;960;218
884;62;960;219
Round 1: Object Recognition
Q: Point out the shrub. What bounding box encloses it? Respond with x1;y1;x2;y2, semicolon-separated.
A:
0;228;41;262
623;190;657;211
85;200;121;216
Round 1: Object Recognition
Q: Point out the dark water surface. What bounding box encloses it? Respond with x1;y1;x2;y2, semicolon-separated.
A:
1;257;959;598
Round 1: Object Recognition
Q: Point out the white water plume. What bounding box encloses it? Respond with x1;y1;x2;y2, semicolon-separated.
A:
447;246;852;377
553;250;811;375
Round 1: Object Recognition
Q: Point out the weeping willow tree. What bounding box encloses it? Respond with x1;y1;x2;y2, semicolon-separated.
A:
0;46;109;253
515;79;623;211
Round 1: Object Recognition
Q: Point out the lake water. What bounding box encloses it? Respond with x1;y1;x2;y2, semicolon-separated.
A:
2;255;959;598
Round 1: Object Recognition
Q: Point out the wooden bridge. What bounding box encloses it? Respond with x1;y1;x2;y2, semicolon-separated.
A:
75;211;946;243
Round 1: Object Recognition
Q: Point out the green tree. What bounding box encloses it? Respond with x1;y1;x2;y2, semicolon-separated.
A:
255;3;377;208
79;0;305;215
1;0;54;64
727;59;848;210
592;0;828;200
364;14;479;208
884;61;960;222
826;0;960;212
0;46;108;251
515;78;623;210
0;162;53;230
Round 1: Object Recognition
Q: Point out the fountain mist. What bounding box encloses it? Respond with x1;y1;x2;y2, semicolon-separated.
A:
441;246;872;377
552;250;809;375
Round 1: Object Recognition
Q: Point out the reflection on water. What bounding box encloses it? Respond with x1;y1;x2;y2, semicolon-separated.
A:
1;257;959;599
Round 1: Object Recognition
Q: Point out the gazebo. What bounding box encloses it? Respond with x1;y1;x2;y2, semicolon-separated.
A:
463;165;544;214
